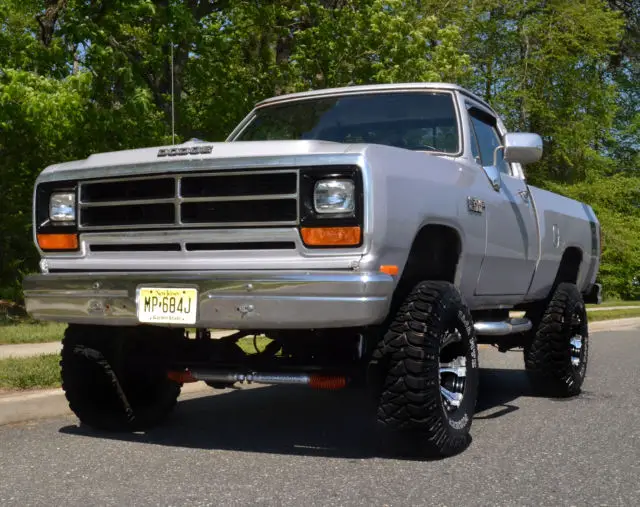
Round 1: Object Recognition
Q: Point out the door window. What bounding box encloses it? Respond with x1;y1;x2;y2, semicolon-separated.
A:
469;111;510;175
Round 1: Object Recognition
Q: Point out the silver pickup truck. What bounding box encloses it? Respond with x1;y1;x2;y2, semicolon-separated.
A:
24;83;601;457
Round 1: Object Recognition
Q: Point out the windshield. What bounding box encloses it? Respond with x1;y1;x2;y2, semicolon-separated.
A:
235;92;460;153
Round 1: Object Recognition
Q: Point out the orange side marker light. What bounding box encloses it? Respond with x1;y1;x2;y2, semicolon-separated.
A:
379;265;399;276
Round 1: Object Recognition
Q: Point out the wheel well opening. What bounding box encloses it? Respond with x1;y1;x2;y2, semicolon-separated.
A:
389;225;462;314
554;247;583;287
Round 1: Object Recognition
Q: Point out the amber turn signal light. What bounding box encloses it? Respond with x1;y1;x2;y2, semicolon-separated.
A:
300;226;361;246
37;233;79;251
379;265;399;276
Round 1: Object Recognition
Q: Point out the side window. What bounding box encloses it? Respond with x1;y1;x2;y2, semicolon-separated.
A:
469;114;510;175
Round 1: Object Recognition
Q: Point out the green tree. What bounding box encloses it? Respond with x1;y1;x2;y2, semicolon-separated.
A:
455;0;624;184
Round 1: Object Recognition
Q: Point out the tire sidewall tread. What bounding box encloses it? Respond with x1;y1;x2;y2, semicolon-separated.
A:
524;282;589;397
61;324;181;432
374;281;479;457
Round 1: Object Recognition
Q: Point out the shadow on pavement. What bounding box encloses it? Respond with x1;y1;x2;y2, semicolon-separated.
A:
58;367;538;459
61;385;380;459
474;368;536;419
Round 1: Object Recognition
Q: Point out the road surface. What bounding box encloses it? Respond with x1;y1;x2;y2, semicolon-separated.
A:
1;329;639;506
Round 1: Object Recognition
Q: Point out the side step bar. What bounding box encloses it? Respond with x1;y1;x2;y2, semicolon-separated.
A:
474;318;532;336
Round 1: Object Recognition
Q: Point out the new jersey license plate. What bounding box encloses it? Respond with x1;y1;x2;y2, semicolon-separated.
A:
137;287;198;325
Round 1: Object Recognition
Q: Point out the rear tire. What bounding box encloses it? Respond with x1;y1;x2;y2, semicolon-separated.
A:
371;281;479;457
524;283;589;397
61;324;182;432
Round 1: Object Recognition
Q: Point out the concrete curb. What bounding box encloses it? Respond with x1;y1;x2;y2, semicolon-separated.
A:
1;319;638;427
589;317;640;332
0;381;212;427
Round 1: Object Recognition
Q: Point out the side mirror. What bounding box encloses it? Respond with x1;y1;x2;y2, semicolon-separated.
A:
501;133;543;165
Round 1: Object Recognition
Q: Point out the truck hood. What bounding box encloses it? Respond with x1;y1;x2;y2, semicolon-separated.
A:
37;140;364;183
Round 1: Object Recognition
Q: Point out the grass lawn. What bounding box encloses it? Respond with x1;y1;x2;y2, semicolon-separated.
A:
0;354;61;390
587;300;640;308
587;308;640;322
0;322;66;345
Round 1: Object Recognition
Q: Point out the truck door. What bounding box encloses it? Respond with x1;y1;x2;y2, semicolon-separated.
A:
468;107;539;296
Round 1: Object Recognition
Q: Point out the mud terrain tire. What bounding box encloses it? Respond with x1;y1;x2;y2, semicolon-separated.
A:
61;324;182;431
524;282;589;397
372;281;479;457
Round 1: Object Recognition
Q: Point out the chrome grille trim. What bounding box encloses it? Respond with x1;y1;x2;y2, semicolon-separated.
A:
180;193;297;203
80;198;176;207
78;169;300;230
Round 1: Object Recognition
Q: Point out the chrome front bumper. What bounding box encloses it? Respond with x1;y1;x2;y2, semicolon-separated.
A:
23;271;394;329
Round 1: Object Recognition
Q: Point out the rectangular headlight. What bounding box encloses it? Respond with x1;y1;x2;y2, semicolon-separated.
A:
313;179;355;214
49;192;76;222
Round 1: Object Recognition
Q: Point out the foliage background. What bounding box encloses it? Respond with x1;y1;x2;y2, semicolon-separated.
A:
1;0;638;300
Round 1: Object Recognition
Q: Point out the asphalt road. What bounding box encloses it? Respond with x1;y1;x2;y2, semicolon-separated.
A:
1;329;639;506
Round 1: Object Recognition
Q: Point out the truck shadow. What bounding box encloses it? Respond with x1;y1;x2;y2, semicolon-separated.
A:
58;368;537;459
474;368;533;419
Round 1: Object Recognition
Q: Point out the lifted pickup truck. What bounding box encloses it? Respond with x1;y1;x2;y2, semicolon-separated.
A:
24;83;601;456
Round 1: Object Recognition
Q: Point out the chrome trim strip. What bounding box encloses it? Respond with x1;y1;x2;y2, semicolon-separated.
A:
27;289;129;298
80;198;176;207
174;177;181;225
179;194;297;203
79;220;299;231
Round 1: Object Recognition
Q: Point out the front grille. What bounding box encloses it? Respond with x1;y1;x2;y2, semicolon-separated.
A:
78;170;299;230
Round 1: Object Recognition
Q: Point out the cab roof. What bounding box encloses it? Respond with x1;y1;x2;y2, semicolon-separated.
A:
255;82;495;114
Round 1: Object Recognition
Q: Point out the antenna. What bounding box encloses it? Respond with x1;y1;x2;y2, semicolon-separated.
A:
171;42;175;145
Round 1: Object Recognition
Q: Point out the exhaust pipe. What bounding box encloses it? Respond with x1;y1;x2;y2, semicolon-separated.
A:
168;369;347;390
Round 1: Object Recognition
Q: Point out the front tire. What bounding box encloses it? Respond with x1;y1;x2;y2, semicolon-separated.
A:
372;281;479;457
524;282;589;397
61;324;182;432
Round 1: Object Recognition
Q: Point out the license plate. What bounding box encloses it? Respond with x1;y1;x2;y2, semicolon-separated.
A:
137;287;198;325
